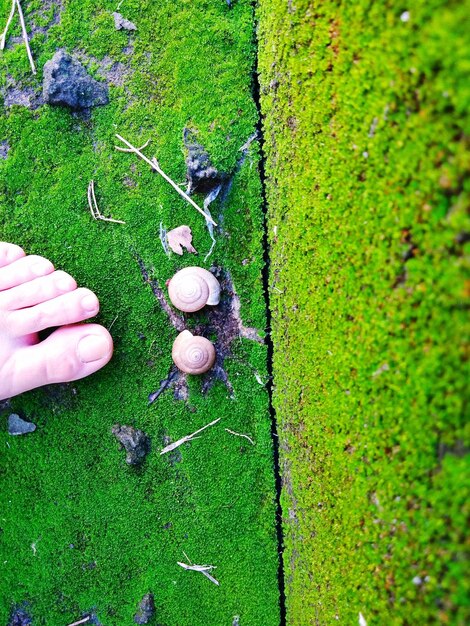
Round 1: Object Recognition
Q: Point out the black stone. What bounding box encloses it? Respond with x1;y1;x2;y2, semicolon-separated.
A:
134;593;155;624
43;50;109;111
112;424;150;465
183;128;225;194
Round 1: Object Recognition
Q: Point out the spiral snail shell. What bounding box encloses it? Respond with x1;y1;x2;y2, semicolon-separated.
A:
168;267;221;313
172;330;216;374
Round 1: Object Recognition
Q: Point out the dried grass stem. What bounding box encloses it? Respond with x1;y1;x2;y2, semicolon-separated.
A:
160;418;221;455
114;134;216;226
87;180;125;224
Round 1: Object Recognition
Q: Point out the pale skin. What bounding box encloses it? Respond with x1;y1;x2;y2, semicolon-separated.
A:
0;242;113;401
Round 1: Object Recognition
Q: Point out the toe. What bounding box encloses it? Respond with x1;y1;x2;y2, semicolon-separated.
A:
6;287;100;337
0;242;25;268
0;254;54;291
4;324;113;397
0;270;77;311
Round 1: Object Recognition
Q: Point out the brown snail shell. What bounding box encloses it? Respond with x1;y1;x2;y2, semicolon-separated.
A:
168;267;220;313
172;330;216;374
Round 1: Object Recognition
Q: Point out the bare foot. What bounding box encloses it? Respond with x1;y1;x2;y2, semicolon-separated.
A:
0;242;113;400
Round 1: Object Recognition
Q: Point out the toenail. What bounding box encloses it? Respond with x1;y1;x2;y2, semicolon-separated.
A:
81;294;99;312
31;261;52;276
77;335;111;363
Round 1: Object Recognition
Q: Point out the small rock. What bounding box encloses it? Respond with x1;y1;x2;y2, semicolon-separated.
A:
43;50;109;111
133;593;155;624
8;414;36;436
112;424;150;465
183;128;225;194
113;12;137;31
8;607;32;626
0;140;10;159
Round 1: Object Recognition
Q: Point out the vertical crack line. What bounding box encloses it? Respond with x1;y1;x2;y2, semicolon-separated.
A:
251;3;287;624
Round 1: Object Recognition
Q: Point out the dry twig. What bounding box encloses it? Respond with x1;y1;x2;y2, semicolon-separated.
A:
178;555;220;586
66;618;90;626
225;428;255;445
0;0;15;50
87;180;126;224
107;315;119;331
160;418;221;455
15;0;35;74
115;138;151;153
114;134;216;226
1;0;36;73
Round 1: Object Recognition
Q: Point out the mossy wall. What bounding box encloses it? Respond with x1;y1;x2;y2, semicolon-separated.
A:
0;1;280;624
258;0;469;623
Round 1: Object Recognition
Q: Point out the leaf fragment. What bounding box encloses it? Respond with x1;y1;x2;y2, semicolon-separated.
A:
167;225;197;255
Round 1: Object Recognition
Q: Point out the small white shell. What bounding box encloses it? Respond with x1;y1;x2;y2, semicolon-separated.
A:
172;330;216;374
168;267;220;312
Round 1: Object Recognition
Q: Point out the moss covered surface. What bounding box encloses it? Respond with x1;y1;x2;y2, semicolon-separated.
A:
0;1;280;624
258;0;469;623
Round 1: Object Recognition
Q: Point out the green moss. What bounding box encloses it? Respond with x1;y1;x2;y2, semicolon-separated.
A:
0;0;279;624
258;0;469;623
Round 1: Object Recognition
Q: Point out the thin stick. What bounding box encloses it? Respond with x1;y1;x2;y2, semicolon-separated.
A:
15;0;36;74
115;138;151;153
87;181;97;218
177;560;220;586
0;0;16;51
160;418;221;455
66;618;90;626
88;180;126;224
114;134;216;226
107;315;118;331
225;428;255;445
89;180;100;216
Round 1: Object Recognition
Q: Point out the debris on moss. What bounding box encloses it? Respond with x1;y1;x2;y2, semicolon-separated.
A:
0;140;10;159
166;225;197;256
111;424;150;465
183;128;226;195
113;13;137;33
133;593;155;625
8;605;32;626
